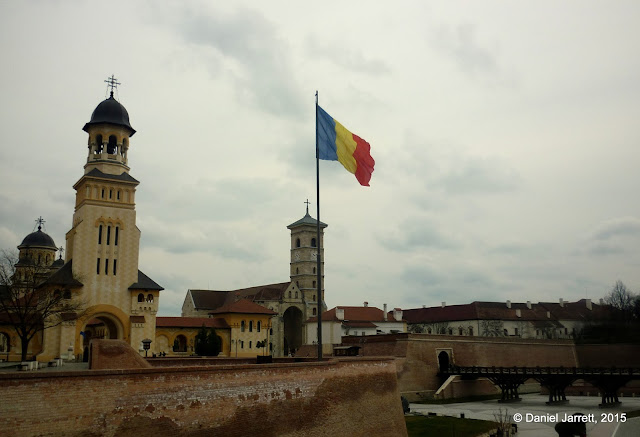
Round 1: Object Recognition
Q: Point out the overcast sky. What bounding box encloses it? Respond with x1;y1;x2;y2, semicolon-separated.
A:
2;1;640;316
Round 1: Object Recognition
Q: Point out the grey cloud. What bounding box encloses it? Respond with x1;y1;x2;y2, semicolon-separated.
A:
591;217;640;241
434;23;499;75
378;218;461;252
169;6;305;117
305;37;392;75
437;157;521;195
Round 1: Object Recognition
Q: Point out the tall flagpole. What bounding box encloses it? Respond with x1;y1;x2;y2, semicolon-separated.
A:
315;91;323;361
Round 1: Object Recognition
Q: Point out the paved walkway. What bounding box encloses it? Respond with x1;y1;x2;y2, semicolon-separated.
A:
410;394;640;436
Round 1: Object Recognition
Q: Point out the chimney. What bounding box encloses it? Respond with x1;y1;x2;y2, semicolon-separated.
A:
336;308;344;320
586;299;592;311
393;308;403;321
363;301;368;307
506;300;512;309
383;303;387;321
422;305;426;308
559;298;564;308
516;309;521;318
441;302;446;308
599;298;604;306
526;301;532;309
546;311;551;319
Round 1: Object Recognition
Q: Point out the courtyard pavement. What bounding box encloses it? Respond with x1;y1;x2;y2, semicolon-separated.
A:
410;394;640;437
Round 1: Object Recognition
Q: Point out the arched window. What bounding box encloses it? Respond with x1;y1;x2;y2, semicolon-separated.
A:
313;308;317;316
173;335;187;352
106;226;111;245
427;328;432;334
117;190;121;200
107;135;117;154
249;321;253;332
296;238;301;248
458;328;463;336
98;225;103;244
313;267;316;274
270;328;273;335
311;238;317;247
448;328;453;335
138;293;144;302
468;327;473;336
95;135;103;154
0;332;10;353
114;227;119;246
109;189;113;199
147;294;154;303
241;321;246;332
257;321;261;332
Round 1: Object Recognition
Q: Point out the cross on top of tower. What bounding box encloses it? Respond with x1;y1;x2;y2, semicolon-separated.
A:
304;199;311;214
104;75;121;98
57;246;64;260
35;216;46;231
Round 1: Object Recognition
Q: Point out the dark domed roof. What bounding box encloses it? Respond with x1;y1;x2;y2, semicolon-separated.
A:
83;92;136;135
19;229;57;250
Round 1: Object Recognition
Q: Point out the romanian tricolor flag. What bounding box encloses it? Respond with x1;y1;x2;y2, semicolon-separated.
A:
317;106;375;186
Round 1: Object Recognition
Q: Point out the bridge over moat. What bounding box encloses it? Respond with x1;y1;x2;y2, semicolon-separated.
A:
439;365;640;407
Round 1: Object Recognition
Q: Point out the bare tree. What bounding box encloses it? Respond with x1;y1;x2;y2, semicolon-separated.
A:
604;280;637;321
0;250;85;361
481;319;505;337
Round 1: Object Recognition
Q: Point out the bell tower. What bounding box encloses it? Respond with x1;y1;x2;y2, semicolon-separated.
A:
287;201;327;305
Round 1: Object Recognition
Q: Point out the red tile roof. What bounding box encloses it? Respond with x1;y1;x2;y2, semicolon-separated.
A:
402;299;610;324
307;306;402;323
209;298;278;316
156;317;230;329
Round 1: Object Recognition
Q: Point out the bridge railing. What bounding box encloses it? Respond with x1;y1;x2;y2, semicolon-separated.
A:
444;365;639;376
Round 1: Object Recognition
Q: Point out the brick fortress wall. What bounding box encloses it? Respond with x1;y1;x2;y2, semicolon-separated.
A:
0;358;407;437
342;334;640;400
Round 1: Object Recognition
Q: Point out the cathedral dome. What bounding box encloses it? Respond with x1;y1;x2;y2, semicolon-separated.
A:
19;229;57;250
83;92;136;135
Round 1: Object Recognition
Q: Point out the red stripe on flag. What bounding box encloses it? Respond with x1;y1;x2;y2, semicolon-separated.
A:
352;134;375;186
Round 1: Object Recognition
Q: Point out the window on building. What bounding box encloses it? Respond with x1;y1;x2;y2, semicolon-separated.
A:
106;226;111;245
105;259;109;275
249;341;252;349
296;238;300;248
270;328;273;335
37;254;41;264
114;227;119;246
468;327;473;336
448;328;453;335
458;328;463;335
269;343;272;352
311;238;317;247
503;329;508;336
427;328;432;334
98;225;102;244
257;321;261;332
289;291;292;298
249;321;253;332
113;259;117;275
241;321;245;332
101;188;105;199
514;328;519;336
312;281;316;288
536;329;540;336
95;134;103;154
313;295;316;301
0;332;10;353
313;308;316;316
313;267;316;274
295;292;298;298
240;341;244;349
96;258;100;274
117;190;121;200
138;293;144;302
109;189;113;199
147;294;153;303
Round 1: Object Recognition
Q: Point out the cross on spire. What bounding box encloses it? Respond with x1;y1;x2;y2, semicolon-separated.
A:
104;75;121;98
57;246;64;260
35;216;46;231
304;199;311;214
